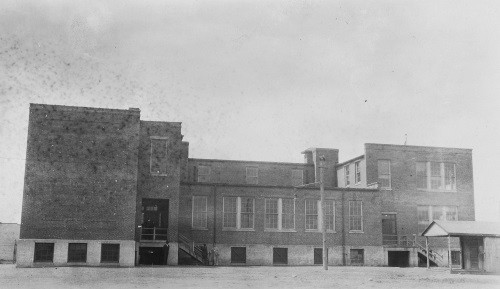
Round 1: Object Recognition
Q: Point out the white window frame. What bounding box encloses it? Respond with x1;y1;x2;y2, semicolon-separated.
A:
191;196;208;230
150;136;168;176
197;165;211;182
305;199;335;232
354;161;361;184
291;169;304;187
246;167;259;185
344;165;350;186
349;201;363;233
416;162;457;192
377;160;391;190
265;198;296;231
222;197;255;231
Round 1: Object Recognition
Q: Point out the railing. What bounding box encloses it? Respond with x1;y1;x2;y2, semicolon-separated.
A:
414;239;444;264
141;227;168;241
382;234;416;247
178;233;203;263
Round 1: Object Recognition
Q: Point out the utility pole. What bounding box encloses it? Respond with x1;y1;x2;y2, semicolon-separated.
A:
319;156;328;270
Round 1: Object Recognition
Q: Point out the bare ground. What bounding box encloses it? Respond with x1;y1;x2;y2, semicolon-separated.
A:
1;264;499;289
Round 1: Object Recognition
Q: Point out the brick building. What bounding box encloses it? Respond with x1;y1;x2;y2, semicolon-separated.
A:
17;104;474;267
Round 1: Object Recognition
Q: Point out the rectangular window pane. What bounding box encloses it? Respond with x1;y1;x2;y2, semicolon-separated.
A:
305;199;318;230
445;206;458;221
430;162;442;190
34;243;54;262
324;200;335;231
378;160;391;189
416;162;427;189
101;244;120;263
265;198;278;229
192;196;208;229
68;243;87;263
197;165;210;182
432;206;444;221
282;198;295;230
355;161;361;184
150;139;167;175
223;197;237;228
444;163;456;191
231;247;246;264
273;248;288;264
246;167;258;184
240;197;254;229
345;165;350;186
349;201;362;231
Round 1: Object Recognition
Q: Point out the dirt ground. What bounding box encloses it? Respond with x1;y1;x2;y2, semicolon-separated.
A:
1;264;499;289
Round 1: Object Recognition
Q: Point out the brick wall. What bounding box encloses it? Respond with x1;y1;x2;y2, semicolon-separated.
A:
20;104;140;240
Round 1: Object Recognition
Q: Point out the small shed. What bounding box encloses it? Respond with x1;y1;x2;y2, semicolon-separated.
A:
422;221;500;274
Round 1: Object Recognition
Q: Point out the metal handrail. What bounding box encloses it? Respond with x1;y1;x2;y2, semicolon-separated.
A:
178;233;203;263
141;227;168;241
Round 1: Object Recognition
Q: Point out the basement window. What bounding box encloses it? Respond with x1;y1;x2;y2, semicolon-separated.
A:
68;243;87;263
231;247;247;264
101;244;120;263
34;243;54;263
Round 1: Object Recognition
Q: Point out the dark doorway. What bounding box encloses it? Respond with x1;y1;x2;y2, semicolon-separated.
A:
462;237;484;270
314;248;323;265
382;214;397;245
139;247;168;265
388;251;410;267
231;247;247;264
273;248;288;265
141;198;169;240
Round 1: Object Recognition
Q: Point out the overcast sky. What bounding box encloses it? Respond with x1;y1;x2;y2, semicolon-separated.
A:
1;0;499;223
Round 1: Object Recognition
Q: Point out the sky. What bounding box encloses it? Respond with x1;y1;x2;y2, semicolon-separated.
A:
0;0;499;223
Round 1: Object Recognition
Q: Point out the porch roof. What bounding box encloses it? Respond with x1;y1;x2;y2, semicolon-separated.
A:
421;221;500;237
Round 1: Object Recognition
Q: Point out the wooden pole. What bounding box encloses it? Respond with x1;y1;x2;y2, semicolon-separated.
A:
320;156;328;271
426;236;430;269
448;235;452;273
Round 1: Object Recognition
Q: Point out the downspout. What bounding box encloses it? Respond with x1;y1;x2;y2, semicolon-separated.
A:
213;185;217;245
341;189;346;265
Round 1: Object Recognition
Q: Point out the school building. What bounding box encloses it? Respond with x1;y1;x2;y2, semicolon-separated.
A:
17;104;475;267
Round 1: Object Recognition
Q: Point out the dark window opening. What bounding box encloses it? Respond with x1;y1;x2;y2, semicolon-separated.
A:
314;248;323;265
34;243;54;262
350;249;364;266
68;243;87;263
273;248;288;265
101;244;120;263
231;247;247;264
451;250;461;266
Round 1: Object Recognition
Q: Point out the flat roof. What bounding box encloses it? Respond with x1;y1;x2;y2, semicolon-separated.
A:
422;221;500;237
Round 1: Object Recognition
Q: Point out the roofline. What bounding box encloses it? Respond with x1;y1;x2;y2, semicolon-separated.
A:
181;182;378;192
365;143;472;152
336;155;365;167
188;158;314;167
30;103;140;115
301;148;339;154
421;221;500;237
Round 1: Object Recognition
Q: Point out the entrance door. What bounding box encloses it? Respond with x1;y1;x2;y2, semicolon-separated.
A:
141;198;169;240
382;214;397;245
463;237;484;271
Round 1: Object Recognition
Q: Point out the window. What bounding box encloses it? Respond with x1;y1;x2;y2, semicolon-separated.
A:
101;244;120;263
192;196;208;229
451;251;461;266
324;200;335;231
273;248;288;265
197;165;210;182
34;243;54;262
305;199;318;230
354;161;361;184
305;199;334;231
231;247;247;264
68;243;87;263
344;165;350;186
417;205;458;233
265;198;295;230
416;162;456;191
377;160;391;189
314;248;323;265
349;201;363;232
350;249;364;265
291;169;304;186
246;167;258;184
150;138;167;175
223;197;254;230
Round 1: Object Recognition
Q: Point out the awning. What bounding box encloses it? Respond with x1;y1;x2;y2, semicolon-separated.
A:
422;221;500;237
